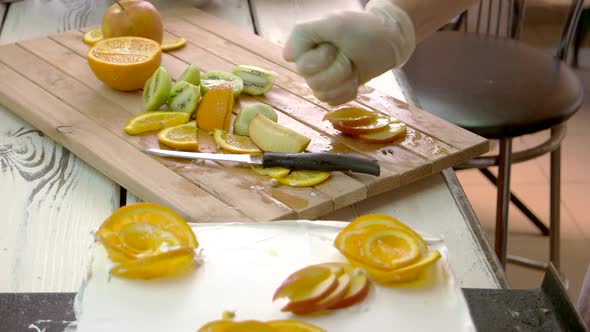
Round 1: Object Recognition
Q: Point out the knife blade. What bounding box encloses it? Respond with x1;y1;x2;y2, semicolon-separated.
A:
142;148;380;176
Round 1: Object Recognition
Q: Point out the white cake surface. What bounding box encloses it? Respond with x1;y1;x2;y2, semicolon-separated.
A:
75;221;476;332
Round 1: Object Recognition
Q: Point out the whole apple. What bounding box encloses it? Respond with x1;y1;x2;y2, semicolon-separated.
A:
102;0;164;44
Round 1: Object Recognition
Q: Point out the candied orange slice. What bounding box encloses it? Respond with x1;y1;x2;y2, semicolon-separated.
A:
124;111;190;135
322;107;377;127
213;129;262;154
267;320;326;332
158;121;198;151
87;36;162;91
196;83;234;131
96;203;198;279
161;37;187;52
82;28;103;46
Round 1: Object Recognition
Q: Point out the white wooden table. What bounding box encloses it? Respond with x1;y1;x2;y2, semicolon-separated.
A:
0;0;507;294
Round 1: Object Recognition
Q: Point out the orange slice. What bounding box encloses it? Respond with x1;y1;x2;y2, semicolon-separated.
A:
322;107;377;127
224;321;277;332
213;129;262;154
198;320;238;332
82;28;103;46
124;111;190;135
250;166;290;179
96;203;198;279
340;214;428;254
352;250;441;284
277;170;331;187
196;83;234;131
161;37;187;51
356;123;407;144
157;121;198;151
87;36;162;91
267;320;326;332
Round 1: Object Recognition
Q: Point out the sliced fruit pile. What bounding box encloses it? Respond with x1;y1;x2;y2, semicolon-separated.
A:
273;262;371;315
334;214;441;285
198;319;325;332
95;202;199;279
323;107;407;144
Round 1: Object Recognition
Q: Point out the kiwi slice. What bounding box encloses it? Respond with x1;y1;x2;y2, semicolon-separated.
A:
167;81;201;114
177;64;201;86
200;71;243;98
233;103;278;136
232;65;275;95
142;67;173;112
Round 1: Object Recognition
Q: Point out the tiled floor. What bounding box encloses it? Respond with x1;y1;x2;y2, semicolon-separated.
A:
456;5;590;304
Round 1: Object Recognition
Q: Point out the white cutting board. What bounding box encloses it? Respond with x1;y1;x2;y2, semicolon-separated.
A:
74;221;476;332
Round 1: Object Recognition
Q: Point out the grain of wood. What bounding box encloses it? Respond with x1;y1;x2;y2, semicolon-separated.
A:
0;107;119;292
168;8;488;155
1;42;293;221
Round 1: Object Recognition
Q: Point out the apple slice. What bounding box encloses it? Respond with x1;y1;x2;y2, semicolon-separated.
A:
288;273;352;315
326;270;371;310
323;107;377;127
249;113;311;153
356;123;407;144
273;265;338;311
331;116;391;136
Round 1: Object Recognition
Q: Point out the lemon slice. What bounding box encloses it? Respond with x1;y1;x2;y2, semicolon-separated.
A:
213;129;262;154
251;165;290;179
157;121;198;151
124;111;190;135
82;28;103;46
161;37;187;51
277;170;331;187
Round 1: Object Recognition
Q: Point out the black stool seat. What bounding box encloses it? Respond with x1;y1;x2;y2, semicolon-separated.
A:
403;31;584;139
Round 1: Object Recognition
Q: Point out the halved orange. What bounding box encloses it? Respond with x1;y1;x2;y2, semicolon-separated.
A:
213;129;262;154
87;36;162;91
158;121;198;151
96;203;198;279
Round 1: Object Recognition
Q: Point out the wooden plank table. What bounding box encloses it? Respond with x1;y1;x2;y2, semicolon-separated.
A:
0;0;507;295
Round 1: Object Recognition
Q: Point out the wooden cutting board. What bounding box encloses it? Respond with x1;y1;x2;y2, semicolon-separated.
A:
0;7;488;223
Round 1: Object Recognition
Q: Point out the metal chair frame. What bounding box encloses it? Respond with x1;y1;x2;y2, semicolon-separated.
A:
450;0;585;272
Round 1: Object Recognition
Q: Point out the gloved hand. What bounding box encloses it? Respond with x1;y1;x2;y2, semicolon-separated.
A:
283;0;415;106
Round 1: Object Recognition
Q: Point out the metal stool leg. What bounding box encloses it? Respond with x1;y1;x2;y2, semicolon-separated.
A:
495;138;512;268
550;138;562;272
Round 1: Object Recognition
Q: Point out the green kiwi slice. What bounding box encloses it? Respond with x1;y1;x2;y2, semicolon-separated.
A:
232;65;275;95
233;103;278;136
142;67;173;112
177;64;201;86
167;81;201;114
200;71;243;98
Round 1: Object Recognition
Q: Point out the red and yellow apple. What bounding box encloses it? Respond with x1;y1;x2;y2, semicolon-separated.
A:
102;0;164;43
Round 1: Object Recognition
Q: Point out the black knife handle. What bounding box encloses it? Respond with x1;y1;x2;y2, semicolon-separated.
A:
262;152;380;176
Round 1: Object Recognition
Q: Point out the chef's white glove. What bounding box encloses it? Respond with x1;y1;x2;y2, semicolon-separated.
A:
283;0;415;106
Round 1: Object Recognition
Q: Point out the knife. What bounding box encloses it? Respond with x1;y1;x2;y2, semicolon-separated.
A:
142;148;380;176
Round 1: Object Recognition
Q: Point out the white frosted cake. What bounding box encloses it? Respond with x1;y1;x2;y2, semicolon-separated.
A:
74;221;475;331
